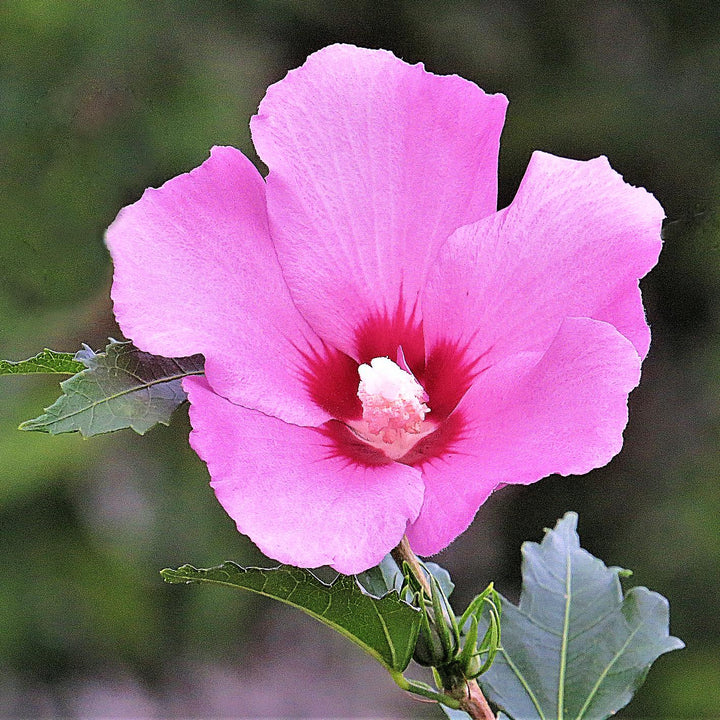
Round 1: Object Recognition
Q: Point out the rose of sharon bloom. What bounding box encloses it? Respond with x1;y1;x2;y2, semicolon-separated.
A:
106;44;663;574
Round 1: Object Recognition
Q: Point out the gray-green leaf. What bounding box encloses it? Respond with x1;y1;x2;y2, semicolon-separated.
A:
478;513;684;720
357;555;454;599
0;349;85;375
161;562;421;672
20;340;204;436
356;554;405;597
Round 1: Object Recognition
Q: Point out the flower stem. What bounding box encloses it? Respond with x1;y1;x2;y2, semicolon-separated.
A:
391;535;497;720
458;678;497;720
391;535;432;595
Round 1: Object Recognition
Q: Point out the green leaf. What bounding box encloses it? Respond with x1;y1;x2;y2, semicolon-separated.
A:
0;349;85;375
478;512;684;720
20;340;204;436
161;562;421;672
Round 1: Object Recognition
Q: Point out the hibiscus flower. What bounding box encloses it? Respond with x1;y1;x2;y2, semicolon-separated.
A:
106;44;662;574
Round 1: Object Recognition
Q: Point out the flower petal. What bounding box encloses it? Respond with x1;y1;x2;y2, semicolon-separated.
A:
594;280;652;359
422;152;663;367
406;317;641;556
251;43;508;357
184;376;425;574
106;146;328;426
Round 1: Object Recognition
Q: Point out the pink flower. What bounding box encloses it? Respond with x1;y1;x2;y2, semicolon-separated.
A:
105;45;662;574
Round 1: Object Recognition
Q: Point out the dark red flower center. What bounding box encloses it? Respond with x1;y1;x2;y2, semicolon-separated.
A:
301;304;483;469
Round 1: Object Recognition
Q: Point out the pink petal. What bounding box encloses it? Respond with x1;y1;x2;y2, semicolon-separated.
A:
406;317;641;556
106;146;328;426
251;43;508;357
184;376;425;574
422;152;663;368
595;280;651;359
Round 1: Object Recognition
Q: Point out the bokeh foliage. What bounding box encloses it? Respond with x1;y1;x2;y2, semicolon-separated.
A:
2;1;719;716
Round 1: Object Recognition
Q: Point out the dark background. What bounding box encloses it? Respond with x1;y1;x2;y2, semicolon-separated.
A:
1;1;718;717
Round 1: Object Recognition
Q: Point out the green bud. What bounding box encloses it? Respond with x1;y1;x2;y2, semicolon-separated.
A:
412;574;459;667
456;584;503;679
457;613;480;676
412;598;448;666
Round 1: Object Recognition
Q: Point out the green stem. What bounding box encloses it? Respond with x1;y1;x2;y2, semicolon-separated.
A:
390;535;497;720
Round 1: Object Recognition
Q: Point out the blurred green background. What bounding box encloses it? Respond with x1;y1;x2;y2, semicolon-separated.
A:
1;1;718;717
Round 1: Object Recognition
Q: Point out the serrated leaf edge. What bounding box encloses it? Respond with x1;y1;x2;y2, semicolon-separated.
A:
21;366;200;433
572;588;684;720
19;346;203;436
161;563;420;673
0;349;86;376
482;513;684;720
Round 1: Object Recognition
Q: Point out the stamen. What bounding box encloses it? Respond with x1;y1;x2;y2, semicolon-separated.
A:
357;356;430;444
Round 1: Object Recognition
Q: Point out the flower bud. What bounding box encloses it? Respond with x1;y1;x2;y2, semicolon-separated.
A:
411;575;459;667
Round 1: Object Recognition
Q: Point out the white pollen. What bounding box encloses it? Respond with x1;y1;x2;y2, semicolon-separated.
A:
357;356;430;444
